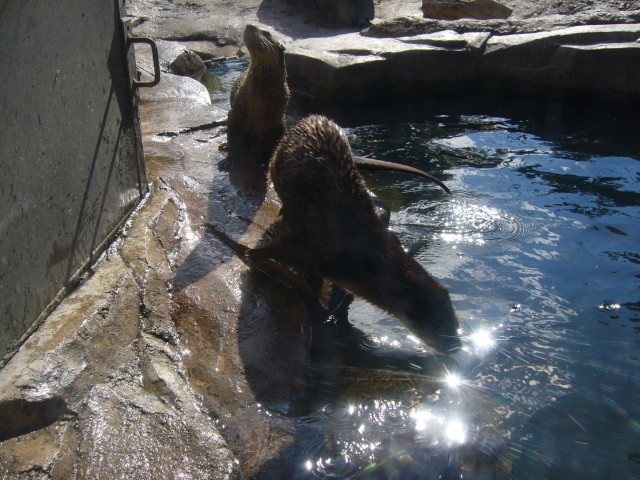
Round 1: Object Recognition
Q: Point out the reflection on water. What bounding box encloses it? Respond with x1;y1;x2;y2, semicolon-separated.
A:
202;58;248;108
203;61;640;479
291;108;639;479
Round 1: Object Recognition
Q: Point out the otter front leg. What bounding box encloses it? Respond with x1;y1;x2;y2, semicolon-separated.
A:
206;223;323;311
248;233;326;307
247;231;310;271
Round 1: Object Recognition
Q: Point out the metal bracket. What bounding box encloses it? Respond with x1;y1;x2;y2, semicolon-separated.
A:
127;35;161;88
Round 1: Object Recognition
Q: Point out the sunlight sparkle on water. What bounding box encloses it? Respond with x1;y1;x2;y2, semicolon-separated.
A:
443;372;463;389
469;328;496;351
445;418;467;445
411;408;436;432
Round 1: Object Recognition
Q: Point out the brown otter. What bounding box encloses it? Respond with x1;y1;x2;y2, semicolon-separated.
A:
219;24;290;171
248;115;461;353
218;25;450;192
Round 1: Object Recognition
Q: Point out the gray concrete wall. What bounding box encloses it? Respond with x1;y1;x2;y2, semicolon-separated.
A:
0;0;147;360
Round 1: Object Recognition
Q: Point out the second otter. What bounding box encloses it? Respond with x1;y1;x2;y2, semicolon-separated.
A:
219;25;450;192
249;115;461;353
219;25;290;171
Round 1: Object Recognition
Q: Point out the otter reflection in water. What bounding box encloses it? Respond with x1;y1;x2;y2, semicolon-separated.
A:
248;115;461;354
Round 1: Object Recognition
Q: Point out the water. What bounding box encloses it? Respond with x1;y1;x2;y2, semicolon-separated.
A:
205;61;640;479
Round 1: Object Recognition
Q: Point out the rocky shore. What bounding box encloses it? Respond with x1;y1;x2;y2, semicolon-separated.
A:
1;1;638;478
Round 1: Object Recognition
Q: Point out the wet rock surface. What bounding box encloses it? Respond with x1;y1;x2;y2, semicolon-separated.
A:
1;0;639;478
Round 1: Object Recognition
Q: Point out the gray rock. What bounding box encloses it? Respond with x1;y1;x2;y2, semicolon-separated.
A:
169;49;206;79
286;24;640;102
286;31;482;101
481;24;640;94
422;0;512;21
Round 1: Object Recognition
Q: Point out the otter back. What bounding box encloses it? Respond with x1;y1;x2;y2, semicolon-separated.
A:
257;115;461;353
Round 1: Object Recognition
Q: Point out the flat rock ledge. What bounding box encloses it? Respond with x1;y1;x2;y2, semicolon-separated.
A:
286;23;640;102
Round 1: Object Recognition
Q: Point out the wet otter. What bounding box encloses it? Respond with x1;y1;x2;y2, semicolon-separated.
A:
218;25;450;192
249;115;461;353
219;24;290;171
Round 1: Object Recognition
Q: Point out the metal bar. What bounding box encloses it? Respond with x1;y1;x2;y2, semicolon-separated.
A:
128;36;161;88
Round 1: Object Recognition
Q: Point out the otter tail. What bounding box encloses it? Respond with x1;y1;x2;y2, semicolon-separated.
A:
353;156;450;194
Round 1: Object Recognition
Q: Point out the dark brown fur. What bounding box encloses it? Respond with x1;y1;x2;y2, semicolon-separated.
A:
251;115;461;353
219;25;290;171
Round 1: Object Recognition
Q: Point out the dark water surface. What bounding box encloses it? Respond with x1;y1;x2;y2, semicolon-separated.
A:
206;61;640;479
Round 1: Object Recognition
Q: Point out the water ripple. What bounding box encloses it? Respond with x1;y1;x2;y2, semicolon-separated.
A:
395;199;534;244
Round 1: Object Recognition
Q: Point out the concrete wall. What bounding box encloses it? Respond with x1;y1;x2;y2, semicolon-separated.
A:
0;0;148;360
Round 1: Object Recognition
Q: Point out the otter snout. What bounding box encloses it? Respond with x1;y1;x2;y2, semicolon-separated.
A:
406;317;461;355
431;330;462;354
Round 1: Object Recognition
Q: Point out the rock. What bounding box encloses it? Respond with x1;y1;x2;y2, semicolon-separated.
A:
212;44;243;59
181;41;241;60
138;72;226;137
286;0;374;26
481;24;640;95
421;0;513;20
0;142;312;479
319;0;375;25
286;31;483;102
0;185;240;480
285;24;640;102
549;42;640;94
364;9;640;38
169;49;206;79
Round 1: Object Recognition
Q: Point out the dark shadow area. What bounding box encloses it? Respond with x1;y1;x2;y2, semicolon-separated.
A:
290;85;640;160
0;397;76;442
256;0;369;40
169;130;458;477
289;318;457;416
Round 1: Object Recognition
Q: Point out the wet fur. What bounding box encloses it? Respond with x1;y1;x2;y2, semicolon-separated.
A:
252;115;461;353
220;25;290;171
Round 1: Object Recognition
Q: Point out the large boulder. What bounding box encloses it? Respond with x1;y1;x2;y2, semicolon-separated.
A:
481;24;640;95
286;31;487;101
421;0;513;20
285;24;640;102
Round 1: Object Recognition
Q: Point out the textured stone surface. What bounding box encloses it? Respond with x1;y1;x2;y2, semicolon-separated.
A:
422;0;512;21
285;0;374;26
480;24;640;93
286;23;640;101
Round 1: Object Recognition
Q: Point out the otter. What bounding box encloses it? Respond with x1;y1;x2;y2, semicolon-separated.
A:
247;115;461;353
219;24;290;171
218;25;451;192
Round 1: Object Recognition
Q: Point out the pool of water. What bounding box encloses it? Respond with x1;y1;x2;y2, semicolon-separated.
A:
205;61;640;479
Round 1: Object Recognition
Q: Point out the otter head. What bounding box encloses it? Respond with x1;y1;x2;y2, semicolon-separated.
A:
243;24;286;68
399;269;462;355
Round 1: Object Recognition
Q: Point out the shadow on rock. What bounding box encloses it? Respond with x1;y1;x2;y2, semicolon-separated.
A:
256;0;369;40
